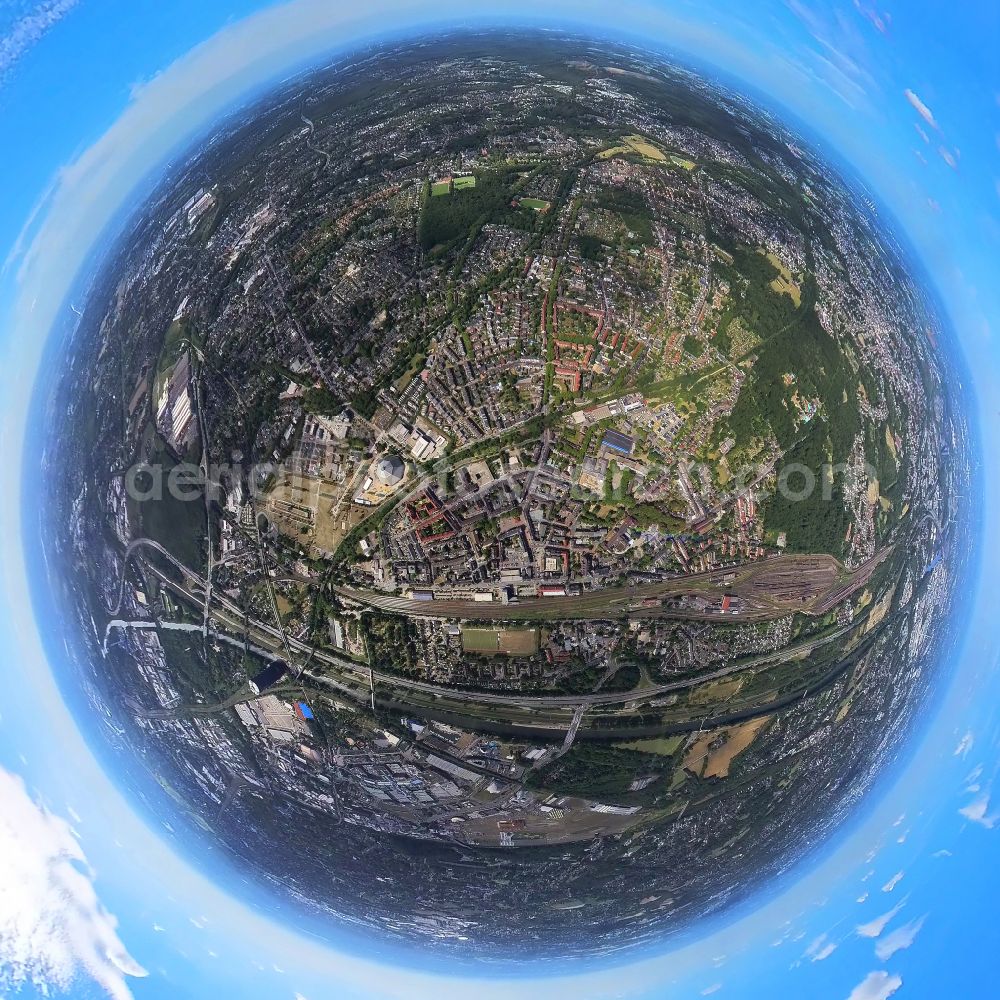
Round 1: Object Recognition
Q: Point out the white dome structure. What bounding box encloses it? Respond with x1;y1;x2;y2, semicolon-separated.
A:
374;454;405;485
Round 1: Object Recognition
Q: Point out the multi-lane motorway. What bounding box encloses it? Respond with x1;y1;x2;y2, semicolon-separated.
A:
109;537;879;740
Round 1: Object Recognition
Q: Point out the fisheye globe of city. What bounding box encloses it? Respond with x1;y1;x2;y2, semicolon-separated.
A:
43;31;970;963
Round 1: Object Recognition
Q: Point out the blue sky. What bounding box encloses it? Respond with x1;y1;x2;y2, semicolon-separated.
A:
0;2;998;999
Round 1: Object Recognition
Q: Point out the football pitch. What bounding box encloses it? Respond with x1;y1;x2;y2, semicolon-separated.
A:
462;627;540;655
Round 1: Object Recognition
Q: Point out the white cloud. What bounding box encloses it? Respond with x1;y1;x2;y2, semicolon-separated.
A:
804;934;837;962
784;0;880;110
875;915;927;961
0;0;78;81
881;871;904;892
959;791;998;828
905;88;939;129
847;971;903;1000
0;767;146;1000
701;985;723;996
856;902;904;938
954;731;974;757
852;1;889;35
938;146;959;170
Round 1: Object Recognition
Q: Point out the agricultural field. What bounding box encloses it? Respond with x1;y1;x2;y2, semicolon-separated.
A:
684;717;772;779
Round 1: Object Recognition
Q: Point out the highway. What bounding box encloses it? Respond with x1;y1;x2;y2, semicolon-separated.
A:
110;535;866;720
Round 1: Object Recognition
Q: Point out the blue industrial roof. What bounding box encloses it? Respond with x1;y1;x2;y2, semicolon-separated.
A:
601;430;635;454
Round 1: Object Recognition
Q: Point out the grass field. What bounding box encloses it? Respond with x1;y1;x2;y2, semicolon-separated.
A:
615;735;685;756
520;197;550;212
453;175;477;190
394;351;427;392
689;676;744;706
623;135;666;160
597;135;667;163
431;180;451;196
462;626;540;655
670;154;697;170
153;318;193;404
598;134;667;163
885;425;899;463
763;250;802;306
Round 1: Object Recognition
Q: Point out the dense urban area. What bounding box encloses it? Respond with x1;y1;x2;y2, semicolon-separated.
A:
45;33;971;958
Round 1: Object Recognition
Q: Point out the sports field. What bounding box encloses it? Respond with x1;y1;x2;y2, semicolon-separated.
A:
462;627;540;655
520;197;550;212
